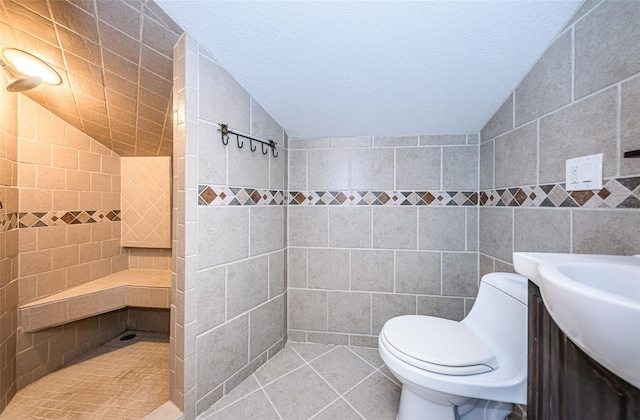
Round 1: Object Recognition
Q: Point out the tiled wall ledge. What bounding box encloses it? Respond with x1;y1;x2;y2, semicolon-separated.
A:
1;209;121;233
19;269;170;333
480;176;640;209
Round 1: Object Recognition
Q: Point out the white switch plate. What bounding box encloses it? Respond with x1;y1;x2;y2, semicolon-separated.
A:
565;153;603;191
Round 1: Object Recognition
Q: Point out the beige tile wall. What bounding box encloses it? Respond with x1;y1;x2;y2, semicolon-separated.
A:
287;134;479;347
0;70;19;413
14;95;130;390
128;247;172;270
174;33;288;419
121;157;172;248
0;0;181;158
127;308;170;332
15;309;129;389
16;96;127;303
479;0;640;272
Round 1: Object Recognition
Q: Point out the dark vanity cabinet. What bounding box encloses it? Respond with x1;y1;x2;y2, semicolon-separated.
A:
528;282;640;420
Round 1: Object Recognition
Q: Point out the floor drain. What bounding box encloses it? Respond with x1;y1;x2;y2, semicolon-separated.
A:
120;333;137;341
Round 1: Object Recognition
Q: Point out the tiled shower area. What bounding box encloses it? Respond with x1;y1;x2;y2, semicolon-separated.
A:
2;332;169;419
1;1;639;420
0;0;177;417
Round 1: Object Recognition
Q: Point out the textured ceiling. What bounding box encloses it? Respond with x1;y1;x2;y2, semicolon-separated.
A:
0;0;182;156
158;0;582;138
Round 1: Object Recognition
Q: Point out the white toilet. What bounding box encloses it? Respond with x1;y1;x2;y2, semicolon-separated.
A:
379;272;528;420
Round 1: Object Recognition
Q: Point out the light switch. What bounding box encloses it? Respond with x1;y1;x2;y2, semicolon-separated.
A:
565;153;603;191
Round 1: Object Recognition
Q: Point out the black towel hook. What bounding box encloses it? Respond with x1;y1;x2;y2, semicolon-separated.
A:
220;124;230;145
218;123;278;158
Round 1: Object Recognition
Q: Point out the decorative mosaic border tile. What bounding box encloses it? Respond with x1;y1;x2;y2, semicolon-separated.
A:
288;190;478;206
198;177;640;209
1;212;18;232
1;210;122;232
198;186;286;206
480;177;640;209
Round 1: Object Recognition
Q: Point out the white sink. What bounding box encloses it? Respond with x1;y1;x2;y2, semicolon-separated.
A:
514;253;640;389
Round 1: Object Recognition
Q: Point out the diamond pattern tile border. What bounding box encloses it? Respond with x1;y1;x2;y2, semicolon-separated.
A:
0;212;18;232
8;177;638;233
3;210;122;231
198;177;639;209
288;190;479;206
480;177;640;209
198;186;286;206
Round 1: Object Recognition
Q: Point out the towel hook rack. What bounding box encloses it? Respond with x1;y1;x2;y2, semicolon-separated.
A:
219;123;278;158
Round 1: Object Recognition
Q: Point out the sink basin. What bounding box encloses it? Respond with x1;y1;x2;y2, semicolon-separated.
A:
514;253;640;389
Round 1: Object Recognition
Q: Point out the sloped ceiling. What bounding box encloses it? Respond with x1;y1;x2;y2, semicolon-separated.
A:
158;0;582;138
0;0;182;156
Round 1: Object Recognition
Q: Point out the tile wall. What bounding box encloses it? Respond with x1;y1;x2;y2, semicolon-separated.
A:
172;1;640;417
0;69;19;413
0;0;182;157
287;134;480;347
13;95;130;388
173;33;288;418
128;247;172;270
0;90;173;400
121;156;172;248
479;0;640;273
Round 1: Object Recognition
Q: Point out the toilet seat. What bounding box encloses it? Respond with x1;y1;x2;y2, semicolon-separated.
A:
381;315;498;376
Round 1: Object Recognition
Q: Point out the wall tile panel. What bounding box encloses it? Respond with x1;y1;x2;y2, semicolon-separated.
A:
350;148;394;190
494;122;538;188
308;249;349;290
308;149;349;190
442;146;478;190
328;207;371;248
226;256;268;320
539;88;617;183
350;250;394;292
328;291;371;334
515;31;572;126
418;207;465;251
395;251;441;295
575;0;640;98
621;76;640;176
395;147;440;190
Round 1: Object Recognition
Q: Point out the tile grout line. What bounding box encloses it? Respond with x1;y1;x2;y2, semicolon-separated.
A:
306;396;348;420
616;83;622;178
304;346;377;419
255;375;285;420
250;344;333;390
202;385;263;416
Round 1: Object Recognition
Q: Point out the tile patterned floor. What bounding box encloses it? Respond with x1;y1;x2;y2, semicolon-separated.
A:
199;342;402;420
200;341;527;420
1;331;169;420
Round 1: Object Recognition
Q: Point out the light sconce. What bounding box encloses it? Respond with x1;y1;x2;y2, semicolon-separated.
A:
1;48;61;92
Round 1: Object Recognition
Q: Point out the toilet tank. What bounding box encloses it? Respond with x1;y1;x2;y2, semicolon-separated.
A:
461;272;528;371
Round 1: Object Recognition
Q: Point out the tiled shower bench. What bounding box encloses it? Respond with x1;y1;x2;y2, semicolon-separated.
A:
19;269;171;333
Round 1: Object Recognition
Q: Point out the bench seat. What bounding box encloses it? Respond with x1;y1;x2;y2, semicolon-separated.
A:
19;269;171;333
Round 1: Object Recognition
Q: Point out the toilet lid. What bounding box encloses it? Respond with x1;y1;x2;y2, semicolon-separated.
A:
381;315;498;375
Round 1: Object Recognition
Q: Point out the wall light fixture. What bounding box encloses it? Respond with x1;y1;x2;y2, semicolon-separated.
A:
1;48;61;92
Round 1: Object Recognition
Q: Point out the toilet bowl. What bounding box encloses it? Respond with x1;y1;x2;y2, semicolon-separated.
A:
379;272;528;420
